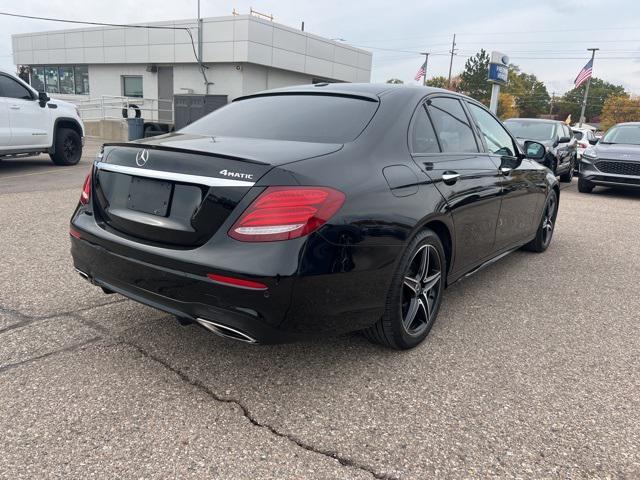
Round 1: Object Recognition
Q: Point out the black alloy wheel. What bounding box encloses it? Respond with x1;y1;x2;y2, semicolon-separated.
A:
51;128;82;166
523;190;558;253
401;244;442;336
559;155;575;182
364;229;445;349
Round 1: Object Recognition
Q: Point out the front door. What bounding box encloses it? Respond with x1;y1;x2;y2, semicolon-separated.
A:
411;96;503;274
466;101;543;250
0;74;49;148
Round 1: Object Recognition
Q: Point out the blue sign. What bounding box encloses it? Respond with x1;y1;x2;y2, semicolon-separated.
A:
488;63;509;85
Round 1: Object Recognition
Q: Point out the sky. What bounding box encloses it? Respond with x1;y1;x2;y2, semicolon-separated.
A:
1;0;639;96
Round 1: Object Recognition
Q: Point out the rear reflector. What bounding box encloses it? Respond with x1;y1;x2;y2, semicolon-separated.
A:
207;273;268;291
229;186;345;242
69;228;82;239
80;169;92;205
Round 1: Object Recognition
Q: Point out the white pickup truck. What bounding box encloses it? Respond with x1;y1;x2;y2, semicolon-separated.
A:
0;70;84;166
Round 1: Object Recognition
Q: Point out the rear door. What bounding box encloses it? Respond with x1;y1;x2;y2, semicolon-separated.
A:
466;101;543;250
0;74;49;148
411;96;503;274
0;96;10;149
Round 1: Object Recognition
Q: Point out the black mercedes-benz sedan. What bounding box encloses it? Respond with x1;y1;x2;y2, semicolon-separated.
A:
70;84;558;349
578;122;640;193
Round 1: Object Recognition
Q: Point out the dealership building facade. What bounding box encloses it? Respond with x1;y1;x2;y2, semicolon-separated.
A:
11;15;372;123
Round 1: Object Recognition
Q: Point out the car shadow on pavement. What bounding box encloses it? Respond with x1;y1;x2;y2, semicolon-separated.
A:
587;186;640;200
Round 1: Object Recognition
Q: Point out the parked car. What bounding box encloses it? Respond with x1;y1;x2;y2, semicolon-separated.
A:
572;127;599;159
579;122;640;193
504;118;577;182
0;70;84;165
70;84;558;350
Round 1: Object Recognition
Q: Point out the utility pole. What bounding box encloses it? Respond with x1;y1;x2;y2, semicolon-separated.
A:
420;52;430;86
579;48;599;127
447;33;457;88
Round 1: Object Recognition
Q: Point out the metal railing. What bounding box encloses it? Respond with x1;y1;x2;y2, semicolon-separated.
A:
75;95;174;124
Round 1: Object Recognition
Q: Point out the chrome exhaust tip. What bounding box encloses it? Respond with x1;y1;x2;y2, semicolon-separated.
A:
195;318;257;344
75;268;90;281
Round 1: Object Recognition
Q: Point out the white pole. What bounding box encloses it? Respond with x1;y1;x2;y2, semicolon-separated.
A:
489;84;500;114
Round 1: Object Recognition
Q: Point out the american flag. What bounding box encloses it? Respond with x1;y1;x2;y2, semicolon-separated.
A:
574;58;593;89
415;61;427;82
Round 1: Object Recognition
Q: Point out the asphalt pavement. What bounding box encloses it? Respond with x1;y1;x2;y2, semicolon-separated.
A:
0;141;638;479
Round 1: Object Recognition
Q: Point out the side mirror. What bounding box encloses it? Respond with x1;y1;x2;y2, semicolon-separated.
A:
38;91;50;107
524;140;546;160
558;136;571;144
588;138;599;145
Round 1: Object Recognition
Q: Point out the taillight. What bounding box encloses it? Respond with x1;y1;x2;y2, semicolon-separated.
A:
80;168;92;205
229;186;345;242
579;142;588;149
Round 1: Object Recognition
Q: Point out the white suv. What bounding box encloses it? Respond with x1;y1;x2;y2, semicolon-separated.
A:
0;70;84;165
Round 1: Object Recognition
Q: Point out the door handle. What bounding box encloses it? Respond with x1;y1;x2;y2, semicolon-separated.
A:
500;167;512;175
9;105;20;110
442;172;460;185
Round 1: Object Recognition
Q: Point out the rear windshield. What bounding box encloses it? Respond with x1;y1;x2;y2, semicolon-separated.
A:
572;130;584;140
505;120;556;141
180;94;378;143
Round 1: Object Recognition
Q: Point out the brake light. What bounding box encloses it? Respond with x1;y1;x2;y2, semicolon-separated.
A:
79;168;92;205
229;186;345;242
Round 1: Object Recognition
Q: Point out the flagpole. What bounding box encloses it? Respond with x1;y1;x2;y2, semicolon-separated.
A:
579;48;598;128
420;52;429;86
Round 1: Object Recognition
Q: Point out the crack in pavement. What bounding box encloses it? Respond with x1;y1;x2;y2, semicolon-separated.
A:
0;337;102;374
0;301;398;479
0;298;127;334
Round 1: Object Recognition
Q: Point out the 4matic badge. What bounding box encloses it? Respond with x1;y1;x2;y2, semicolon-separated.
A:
219;169;254;180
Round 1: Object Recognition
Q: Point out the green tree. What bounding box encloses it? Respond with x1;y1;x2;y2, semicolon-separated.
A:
503;65;550;117
425;76;448;88
555;78;627;122
459;49;491;105
386;78;404;84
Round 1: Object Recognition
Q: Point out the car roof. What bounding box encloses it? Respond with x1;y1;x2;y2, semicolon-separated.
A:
613;122;640;126
235;83;468;103
505;118;561;124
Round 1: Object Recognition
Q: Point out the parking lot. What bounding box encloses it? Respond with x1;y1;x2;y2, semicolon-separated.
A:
0;139;638;479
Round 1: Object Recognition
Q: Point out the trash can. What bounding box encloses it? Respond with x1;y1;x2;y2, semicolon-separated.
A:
127;118;144;141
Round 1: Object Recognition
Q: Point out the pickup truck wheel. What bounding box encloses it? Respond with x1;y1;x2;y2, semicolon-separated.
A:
50;128;82;166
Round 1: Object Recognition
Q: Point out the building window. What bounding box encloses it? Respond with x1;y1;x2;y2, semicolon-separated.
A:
31;67;45;92
74;66;89;95
44;66;59;93
28;65;89;95
58;66;74;94
122;76;143;98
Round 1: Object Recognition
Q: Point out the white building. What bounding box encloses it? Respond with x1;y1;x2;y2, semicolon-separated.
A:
11;15;372;123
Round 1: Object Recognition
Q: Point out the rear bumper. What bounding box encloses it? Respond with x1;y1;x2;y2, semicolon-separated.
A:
580;159;640;188
70;217;395;343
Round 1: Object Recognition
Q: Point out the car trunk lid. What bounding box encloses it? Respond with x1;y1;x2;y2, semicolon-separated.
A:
92;134;342;247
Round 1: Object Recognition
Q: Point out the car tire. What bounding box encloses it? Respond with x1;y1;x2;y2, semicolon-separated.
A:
578;175;594;193
523;189;558;253
364;229;445;350
559;155;574;183
50;128;82;166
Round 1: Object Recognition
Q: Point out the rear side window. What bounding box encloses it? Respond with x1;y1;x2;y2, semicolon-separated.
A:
427;97;478;153
572;130;584;140
181;94;379;143
411;105;440;153
0;75;33;100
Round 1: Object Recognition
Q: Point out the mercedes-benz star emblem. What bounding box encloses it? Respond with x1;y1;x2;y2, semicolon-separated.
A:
135;149;149;167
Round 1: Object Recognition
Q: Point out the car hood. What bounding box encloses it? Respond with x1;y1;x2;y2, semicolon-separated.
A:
591;143;640;162
49;98;77;111
131;132;343;166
